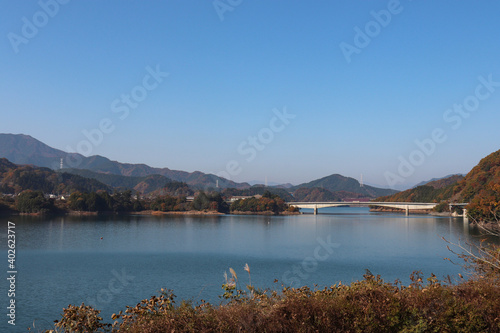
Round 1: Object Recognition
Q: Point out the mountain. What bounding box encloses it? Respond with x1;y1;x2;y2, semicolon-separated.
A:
453;149;500;221
0;133;72;168
61;168;175;194
378;174;465;203
424;174;464;189
292;174;398;199
0;158;111;194
0;134;400;201
292;187;342;202
248;180;294;188
375;149;500;222
274;183;294;189
0;134;249;189
376;174;461;204
413;174;464;188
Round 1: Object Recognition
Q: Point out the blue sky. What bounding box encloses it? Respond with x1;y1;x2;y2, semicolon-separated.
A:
1;1;500;189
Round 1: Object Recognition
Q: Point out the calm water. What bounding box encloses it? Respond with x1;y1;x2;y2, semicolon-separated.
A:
0;208;491;331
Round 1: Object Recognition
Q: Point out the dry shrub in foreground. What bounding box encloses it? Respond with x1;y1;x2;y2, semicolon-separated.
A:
46;248;500;333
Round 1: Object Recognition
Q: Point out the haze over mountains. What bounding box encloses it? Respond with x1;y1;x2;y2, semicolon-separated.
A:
0;133;398;199
412;174;465;188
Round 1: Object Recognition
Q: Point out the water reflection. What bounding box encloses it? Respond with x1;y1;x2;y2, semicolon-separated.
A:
0;209;497;331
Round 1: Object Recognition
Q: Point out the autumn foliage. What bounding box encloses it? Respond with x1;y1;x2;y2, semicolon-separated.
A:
49;263;500;333
454;149;500;222
378;149;500;223
230;191;296;214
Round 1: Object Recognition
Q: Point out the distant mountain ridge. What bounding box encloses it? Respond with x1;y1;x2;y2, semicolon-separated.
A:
0;134;249;189
0;158;111;194
0;133;399;200
413;174;464;188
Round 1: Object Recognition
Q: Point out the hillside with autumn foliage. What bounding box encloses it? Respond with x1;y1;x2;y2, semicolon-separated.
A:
453;149;500;222
377;149;500;222
376;175;463;204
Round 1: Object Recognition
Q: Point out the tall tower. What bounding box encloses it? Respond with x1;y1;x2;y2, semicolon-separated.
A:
216;179;219;188
360;174;364;187
60;158;64;170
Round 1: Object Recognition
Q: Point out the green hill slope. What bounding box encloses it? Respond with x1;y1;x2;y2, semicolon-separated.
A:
293;174;397;199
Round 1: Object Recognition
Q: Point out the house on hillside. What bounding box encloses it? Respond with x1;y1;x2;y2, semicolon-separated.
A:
229;195;262;202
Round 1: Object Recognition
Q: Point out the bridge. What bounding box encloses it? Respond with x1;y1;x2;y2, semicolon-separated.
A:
288;201;469;217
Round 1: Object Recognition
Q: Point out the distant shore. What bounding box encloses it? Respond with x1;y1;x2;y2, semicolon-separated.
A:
133;210;224;216
5;209;300;217
369;207;460;217
369;207;432;214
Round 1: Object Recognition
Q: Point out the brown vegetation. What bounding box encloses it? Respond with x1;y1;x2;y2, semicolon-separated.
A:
377;149;500;223
47;242;500;333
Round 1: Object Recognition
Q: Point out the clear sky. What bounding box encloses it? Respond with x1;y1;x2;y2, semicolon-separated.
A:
1;1;500;189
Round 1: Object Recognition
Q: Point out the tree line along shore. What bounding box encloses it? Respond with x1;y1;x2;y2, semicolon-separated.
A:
0;189;299;216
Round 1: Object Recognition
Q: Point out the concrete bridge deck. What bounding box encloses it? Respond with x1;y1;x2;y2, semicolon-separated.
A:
288;201;468;216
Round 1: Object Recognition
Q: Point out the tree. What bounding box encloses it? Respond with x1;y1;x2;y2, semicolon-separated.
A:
230;195;289;214
192;191;229;213
69;192;88;211
192;192;210;211
150;195;185;212
16;190;54;213
112;190;133;212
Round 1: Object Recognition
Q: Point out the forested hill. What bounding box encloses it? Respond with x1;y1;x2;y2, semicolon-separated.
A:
0;158;110;194
377;149;500;222
377;174;464;203
412;174;464;188
292;174;398;200
453;149;500;221
419;174;464;189
61;168;173;194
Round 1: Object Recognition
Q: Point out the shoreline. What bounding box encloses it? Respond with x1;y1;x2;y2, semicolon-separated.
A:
1;208;467;219
369;207;433;215
134;210;225;216
2;209;300;217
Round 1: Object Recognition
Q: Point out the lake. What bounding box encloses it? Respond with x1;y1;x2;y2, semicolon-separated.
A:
0;207;489;331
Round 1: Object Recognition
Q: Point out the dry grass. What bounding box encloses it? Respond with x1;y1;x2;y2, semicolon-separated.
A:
46;246;500;333
106;275;499;333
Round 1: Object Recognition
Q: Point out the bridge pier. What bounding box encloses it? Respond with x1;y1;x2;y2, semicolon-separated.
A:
313;205;318;215
405;205;409;216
